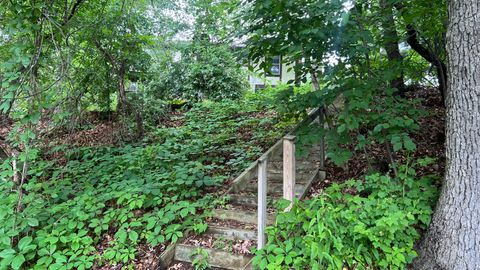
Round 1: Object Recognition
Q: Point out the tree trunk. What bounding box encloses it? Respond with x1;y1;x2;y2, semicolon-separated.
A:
405;24;447;103
413;1;480;269
379;0;405;95
116;63;144;139
117;63;128;114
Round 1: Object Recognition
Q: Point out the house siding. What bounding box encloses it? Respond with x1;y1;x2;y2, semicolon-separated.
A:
247;61;296;90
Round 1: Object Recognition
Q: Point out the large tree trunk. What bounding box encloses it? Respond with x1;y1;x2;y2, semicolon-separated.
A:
413;1;480;269
379;0;405;95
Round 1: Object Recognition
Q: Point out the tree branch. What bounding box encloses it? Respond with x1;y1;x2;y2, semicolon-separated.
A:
405;25;435;63
66;0;85;24
94;39;117;70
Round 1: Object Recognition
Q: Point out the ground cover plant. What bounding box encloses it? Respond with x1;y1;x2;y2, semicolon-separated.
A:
253;160;439;270
0;97;290;270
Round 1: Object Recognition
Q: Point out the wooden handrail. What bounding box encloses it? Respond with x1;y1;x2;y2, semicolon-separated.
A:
230;107;326;250
283;135;296;211
230;108;322;193
257;156;267;249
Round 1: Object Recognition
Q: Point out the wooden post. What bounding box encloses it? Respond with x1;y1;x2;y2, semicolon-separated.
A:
319;108;325;171
257;156;267;249
283;135;296;210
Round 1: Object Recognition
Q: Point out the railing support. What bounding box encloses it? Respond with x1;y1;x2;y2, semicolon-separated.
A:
319;108;326;171
257;156;267;249
283;135;296;211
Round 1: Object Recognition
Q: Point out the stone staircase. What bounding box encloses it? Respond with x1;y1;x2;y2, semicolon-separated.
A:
162;109;325;270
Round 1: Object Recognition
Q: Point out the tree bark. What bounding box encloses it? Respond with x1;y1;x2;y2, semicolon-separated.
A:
413;1;480;269
116;62;128;114
379;0;405;95
116;63;144;139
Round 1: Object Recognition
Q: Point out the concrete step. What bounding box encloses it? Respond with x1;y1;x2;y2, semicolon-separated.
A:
228;193;300;207
206;225;257;241
231;167;318;194
261;171;313;183
243;181;306;197
211;208;275;225
267;160;318;171
174;244;252;270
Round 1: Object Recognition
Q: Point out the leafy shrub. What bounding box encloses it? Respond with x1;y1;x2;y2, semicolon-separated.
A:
147;43;248;102
253;159;439;270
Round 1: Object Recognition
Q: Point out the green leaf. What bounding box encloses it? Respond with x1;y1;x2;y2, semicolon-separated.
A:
129;231;138;242
0;248;16;259
404;137;416;151
393;142;402;152
27;218;39;227
11;254;25;270
146;219;156;230
18;236;33;251
116;229;127;243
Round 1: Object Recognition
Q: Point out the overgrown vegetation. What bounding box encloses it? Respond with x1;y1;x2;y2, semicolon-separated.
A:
0;98;289;269
254;159;439;270
0;0;455;268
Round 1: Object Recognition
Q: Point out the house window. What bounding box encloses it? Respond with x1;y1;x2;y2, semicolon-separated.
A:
270;56;281;76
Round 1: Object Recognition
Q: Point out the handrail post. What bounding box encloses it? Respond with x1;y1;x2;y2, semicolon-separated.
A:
319;107;325;171
257;156;267;249
283;135;296;211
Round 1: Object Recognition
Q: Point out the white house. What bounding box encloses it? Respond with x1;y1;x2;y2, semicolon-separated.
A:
246;56;297;91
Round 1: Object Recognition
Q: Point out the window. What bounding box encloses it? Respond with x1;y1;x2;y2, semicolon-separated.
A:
270;56;281;76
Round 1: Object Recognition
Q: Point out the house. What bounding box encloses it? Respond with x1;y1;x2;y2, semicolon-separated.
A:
246;56;297;91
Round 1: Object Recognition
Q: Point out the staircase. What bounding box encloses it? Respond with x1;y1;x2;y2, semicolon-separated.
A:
162;109;326;270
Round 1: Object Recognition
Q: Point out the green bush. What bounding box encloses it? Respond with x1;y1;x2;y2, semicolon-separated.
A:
253;159;439;270
147;43;248;102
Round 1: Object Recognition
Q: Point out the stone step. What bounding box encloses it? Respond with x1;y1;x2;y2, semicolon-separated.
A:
261;172;313;183
267;160;318;171
266;167;318;175
174;244;252;270
211;208;275;225
231;167;318;194
243;182;306;197
206;225;257;241
228;193;300;207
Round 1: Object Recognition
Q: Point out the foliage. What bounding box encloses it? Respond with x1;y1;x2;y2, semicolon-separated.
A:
324;82;422;166
0;0;448;269
253;159;439;270
0;97;289;269
147;42;248;101
145;0;246;102
250;80;423;167
240;1;445;268
191;248;210;270
240;0;447;92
